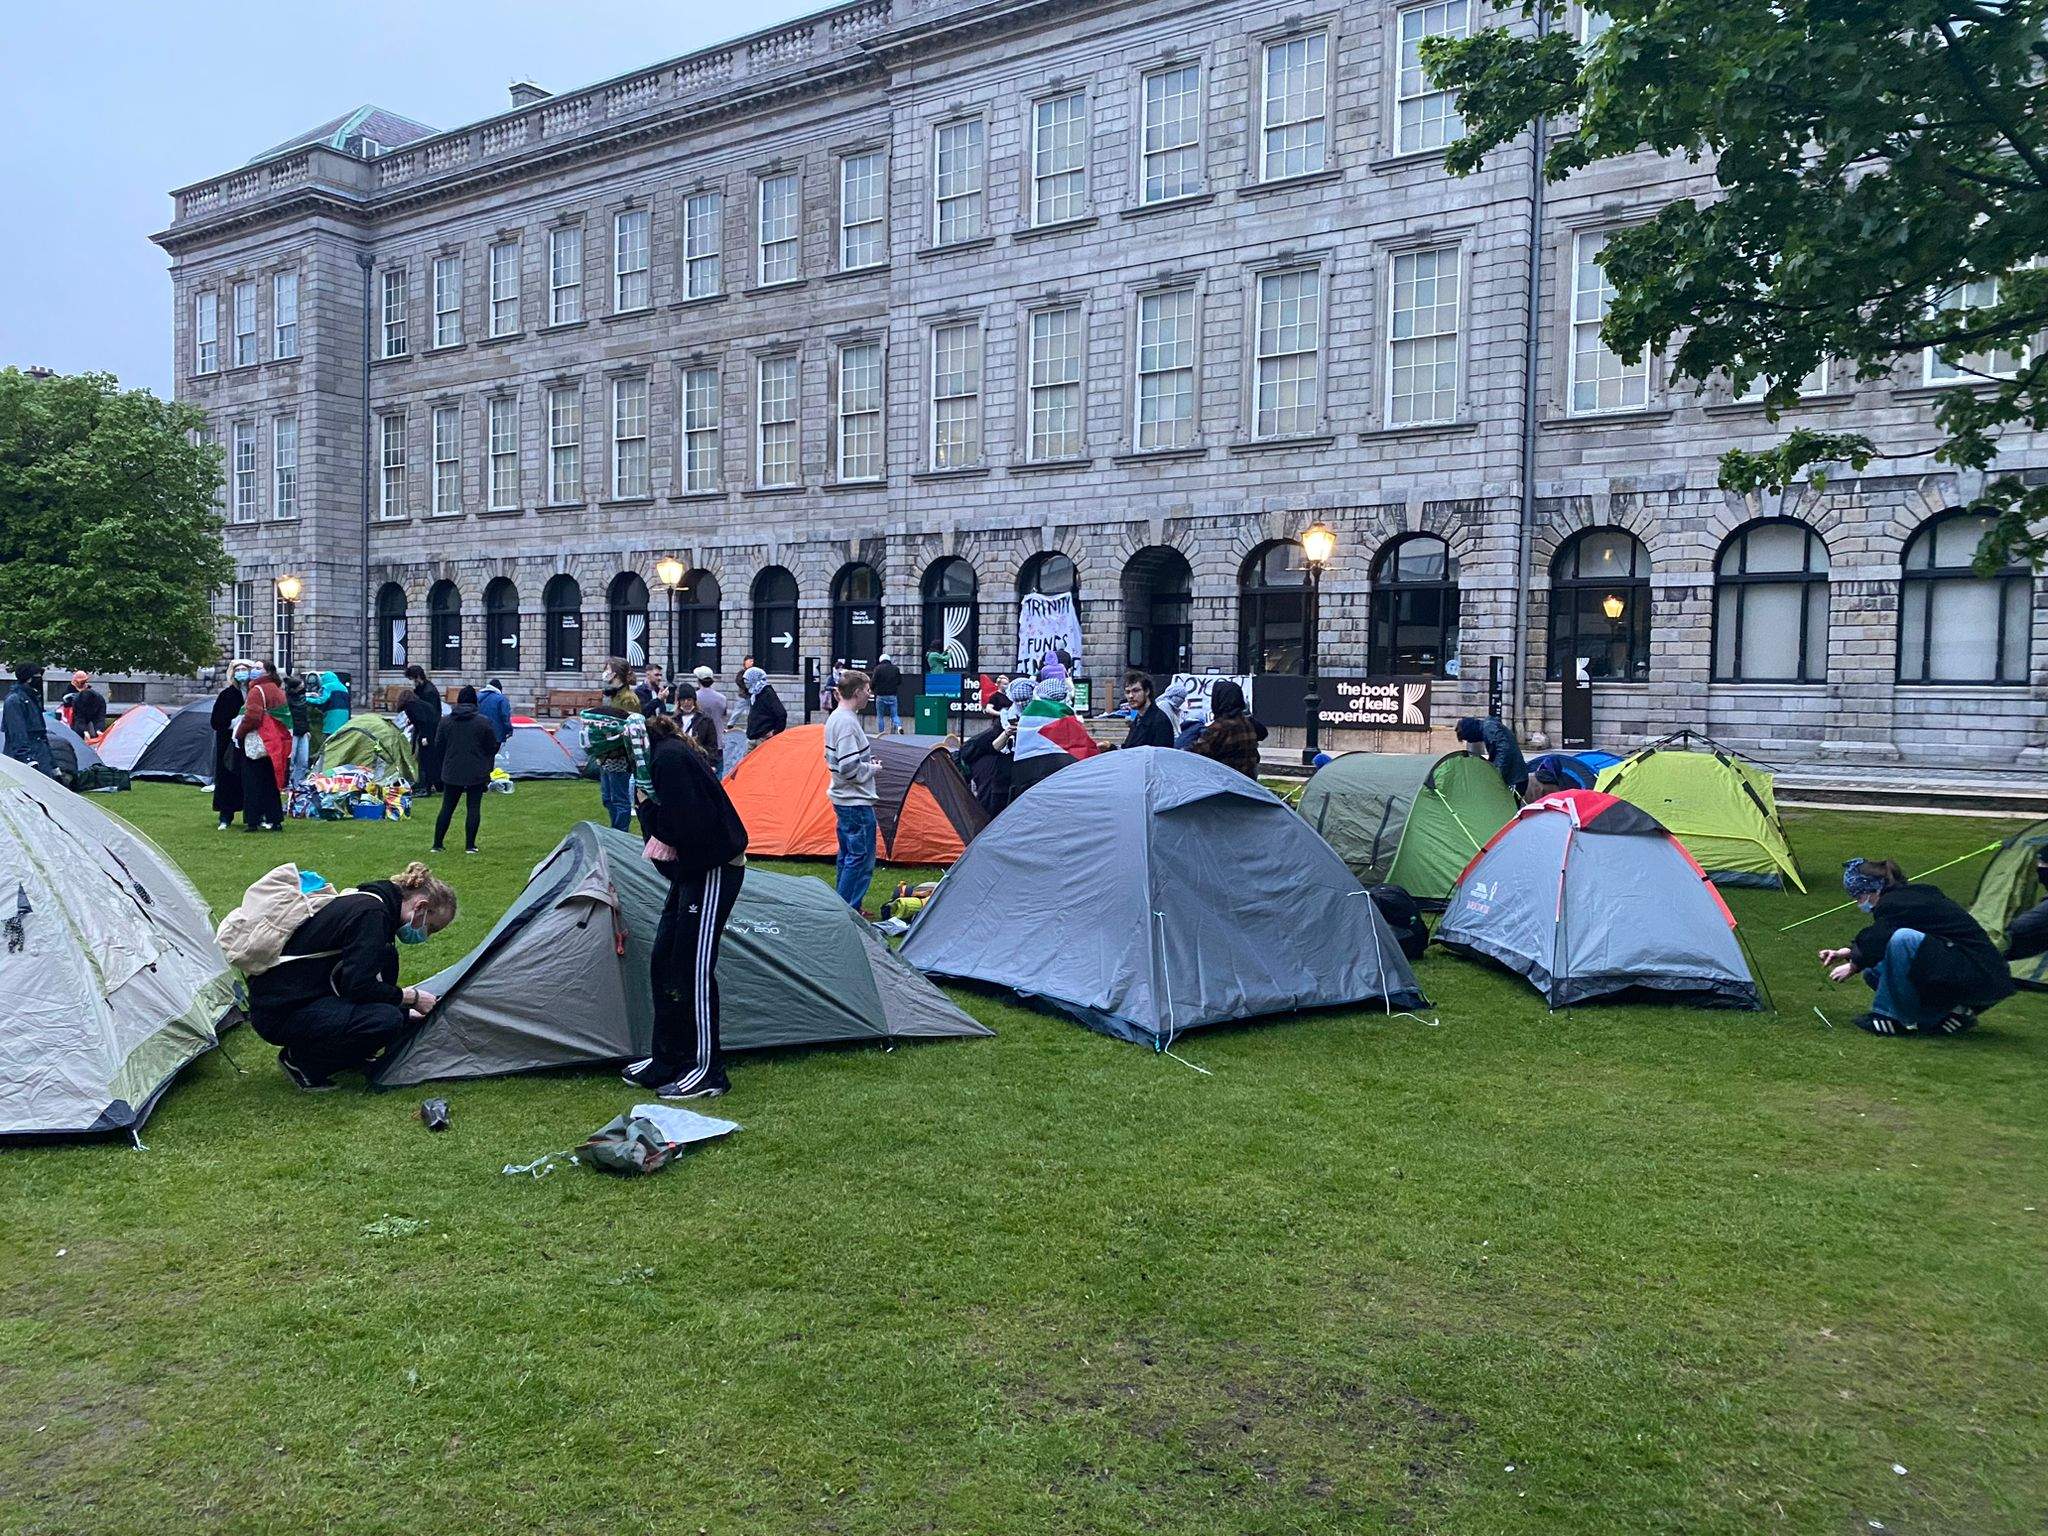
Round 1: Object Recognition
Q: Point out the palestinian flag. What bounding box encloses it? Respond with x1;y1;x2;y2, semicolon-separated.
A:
1019;698;1101;761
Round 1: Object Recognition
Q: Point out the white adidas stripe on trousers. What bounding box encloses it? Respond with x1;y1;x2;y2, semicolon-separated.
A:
661;864;724;1094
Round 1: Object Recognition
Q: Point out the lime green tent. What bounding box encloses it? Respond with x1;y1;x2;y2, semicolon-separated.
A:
1969;818;2047;988
1302;751;1519;903
1594;733;1804;891
318;714;418;782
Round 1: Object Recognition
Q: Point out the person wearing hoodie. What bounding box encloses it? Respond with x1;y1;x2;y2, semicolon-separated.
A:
477;677;514;747
1187;679;1267;780
742;665;787;748
1823;857;2017;1036
622;712;750;1100
305;669;350;765
2;665;55;778
431;685;501;854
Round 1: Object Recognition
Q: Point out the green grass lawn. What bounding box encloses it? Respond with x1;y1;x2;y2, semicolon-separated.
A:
3;781;2045;1535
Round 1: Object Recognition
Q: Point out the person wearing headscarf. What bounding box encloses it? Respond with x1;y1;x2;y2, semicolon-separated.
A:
1186;679;1267;780
210;662;247;829
1821;857;2015;1036
741;665;787;746
1157;681;1189;734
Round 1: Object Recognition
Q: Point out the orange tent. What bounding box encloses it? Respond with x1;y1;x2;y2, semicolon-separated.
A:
724;726;989;865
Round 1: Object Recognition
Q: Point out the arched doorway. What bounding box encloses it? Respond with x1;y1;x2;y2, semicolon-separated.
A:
543;575;582;672
751;567;799;674
831;562;884;670
607;572;649;669
679;569;722;673
920;557;979;672
1121;546;1192;675
1237;540;1307;675
428;580;462;670
1368;534;1460;676
376;582;407;669
483;577;521;673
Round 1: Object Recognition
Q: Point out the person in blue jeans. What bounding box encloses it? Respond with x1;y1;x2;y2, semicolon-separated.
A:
871;654;903;735
824;669;878;909
1823;857;2016;1036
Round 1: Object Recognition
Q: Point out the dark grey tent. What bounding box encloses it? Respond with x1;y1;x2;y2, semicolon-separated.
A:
899;747;1427;1048
371;822;991;1087
131;699;220;785
495;722;582;780
42;715;128;792
1435;789;1760;1009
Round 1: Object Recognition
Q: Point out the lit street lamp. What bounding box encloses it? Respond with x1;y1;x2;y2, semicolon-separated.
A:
275;573;302;674
655;556;686;678
1299;522;1337;767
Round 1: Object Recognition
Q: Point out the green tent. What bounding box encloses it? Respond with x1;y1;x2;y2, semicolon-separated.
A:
372;822;991;1087
1594;733;1804;890
1970;818;2047;988
1301;751;1519;903
318;714;418;782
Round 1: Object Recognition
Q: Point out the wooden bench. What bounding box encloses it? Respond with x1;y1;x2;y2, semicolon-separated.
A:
545;688;603;716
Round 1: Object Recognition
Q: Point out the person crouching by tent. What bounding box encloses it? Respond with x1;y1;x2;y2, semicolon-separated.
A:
211;662;247;830
825;669;879;909
1822;858;2017;1036
233;660;292;831
2;664;55;778
249;861;458;1090
432;686;500;855
621;713;750;1100
1456;715;1529;799
741;665;788;761
65;672;107;740
1187;679;1266;780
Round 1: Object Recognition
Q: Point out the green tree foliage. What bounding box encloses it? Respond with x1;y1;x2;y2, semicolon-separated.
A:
0;369;233;673
1425;0;2048;571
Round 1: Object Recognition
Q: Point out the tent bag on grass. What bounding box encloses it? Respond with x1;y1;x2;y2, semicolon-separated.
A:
583;1105;738;1175
216;866;337;974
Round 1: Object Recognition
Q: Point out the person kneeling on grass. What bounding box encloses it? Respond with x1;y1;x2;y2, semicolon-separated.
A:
622;713;750;1101
1821;857;2016;1036
248;862;458;1090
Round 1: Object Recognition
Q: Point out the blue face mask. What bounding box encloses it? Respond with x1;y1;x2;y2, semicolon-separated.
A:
397;923;429;945
232;671;251;686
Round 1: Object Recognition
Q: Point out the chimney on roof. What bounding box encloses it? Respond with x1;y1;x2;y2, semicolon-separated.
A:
509;81;551;109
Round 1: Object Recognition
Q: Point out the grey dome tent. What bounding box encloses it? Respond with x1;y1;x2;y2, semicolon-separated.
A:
495;722;582;780
0;754;240;1137
131;699;222;785
371;822;991;1087
43;714;127;792
898;747;1427;1048
1435;789;1761;1010
94;704;170;770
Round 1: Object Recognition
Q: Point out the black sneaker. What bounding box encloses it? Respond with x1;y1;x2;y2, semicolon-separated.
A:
619;1059;664;1089
278;1052;339;1092
1852;1012;1910;1037
1933;1007;1981;1037
656;1080;727;1102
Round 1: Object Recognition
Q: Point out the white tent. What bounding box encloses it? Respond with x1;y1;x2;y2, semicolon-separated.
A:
0;755;239;1137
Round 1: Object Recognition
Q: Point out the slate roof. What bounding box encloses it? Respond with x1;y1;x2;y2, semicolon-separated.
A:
246;105;438;165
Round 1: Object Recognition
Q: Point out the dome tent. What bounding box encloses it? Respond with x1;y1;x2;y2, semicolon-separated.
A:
1436;789;1762;1010
0;755;240;1138
1970;817;2047;990
371;822;990;1088
900;748;1427;1048
319;715;418;782
1300;751;1520;904
95;704;171;770
495;722;582;780
42;714;127;792
131;699;223;785
722;726;989;865
1594;730;1804;890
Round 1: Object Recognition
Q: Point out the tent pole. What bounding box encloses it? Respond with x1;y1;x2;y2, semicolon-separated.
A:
1777;842;2003;932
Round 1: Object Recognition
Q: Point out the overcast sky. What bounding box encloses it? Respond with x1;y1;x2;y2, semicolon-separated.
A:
0;2;812;396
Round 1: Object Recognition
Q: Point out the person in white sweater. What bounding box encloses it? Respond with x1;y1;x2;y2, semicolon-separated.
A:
825;669;878;909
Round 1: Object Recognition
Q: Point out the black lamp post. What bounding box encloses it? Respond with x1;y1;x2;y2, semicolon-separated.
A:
655;556;685;680
1299;522;1336;766
275;573;302;674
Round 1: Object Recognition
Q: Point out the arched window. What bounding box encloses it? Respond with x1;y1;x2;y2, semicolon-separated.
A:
427;580;462;671
607;572;649;668
921;557;980;672
1712;520;1829;684
1369;534;1461;677
751;566;799;674
1548;527;1651;680
1899;510;2033;684
1237;539;1307;675
543;575;582;673
1018;550;1078;600
680;570;722;673
831;562;884;670
1122;546;1192;675
484;577;521;673
376;582;408;670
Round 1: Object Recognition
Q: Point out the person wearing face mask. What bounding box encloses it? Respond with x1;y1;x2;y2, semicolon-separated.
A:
1822;857;2016;1037
210;661;249;831
246;861;459;1090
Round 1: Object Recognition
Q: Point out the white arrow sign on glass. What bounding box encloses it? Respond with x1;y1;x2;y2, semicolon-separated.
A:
773;632;794;648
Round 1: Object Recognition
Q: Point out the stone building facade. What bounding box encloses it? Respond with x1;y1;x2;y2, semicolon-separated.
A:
155;0;2047;770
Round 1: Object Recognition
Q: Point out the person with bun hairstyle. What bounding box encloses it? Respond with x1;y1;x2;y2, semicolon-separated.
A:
247;861;459;1090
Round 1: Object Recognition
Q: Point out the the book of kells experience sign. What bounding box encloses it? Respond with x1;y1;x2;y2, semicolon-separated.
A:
1316;677;1433;731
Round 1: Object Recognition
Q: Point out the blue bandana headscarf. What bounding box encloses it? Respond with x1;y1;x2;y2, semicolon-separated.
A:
1842;859;1890;899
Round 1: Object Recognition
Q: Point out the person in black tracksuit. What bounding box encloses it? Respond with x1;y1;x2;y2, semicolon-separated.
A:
622;714;750;1100
247;862;459;1089
432;685;501;854
1823;858;2017;1035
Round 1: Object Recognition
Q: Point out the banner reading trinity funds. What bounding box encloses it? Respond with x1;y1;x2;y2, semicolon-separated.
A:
1314;677;1434;731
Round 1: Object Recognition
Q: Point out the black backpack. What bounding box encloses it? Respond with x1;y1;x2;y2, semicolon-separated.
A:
1368;884;1430;961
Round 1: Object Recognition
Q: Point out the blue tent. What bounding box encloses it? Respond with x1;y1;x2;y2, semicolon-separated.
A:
899;748;1426;1047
